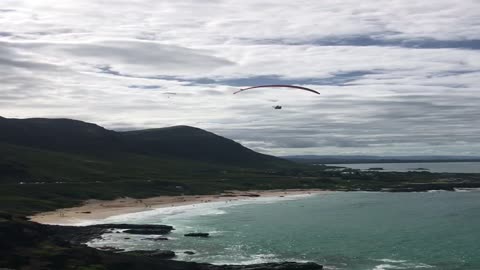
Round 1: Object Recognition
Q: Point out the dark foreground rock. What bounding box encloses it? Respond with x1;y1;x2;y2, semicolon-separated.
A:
44;223;175;244
185;232;210;237
241;194;261;197
0;214;323;270
217;262;323;270
94;223;174;236
124;228;173;235
97;246;125;252
91;223;174;231
122;250;176;259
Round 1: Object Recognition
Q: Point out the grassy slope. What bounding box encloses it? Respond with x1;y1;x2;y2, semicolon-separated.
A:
3;141;480;216
120;126;286;167
1;118;480;216
0;142;320;215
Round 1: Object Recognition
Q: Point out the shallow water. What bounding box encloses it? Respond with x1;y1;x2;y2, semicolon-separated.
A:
89;191;480;270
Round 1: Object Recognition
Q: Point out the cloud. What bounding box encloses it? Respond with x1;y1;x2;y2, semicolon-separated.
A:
128;85;163;90
1;0;480;156
184;71;380;87
246;36;480;50
3;40;234;76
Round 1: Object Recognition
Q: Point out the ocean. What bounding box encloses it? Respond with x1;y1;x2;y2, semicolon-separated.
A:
330;161;480;173
88;190;480;270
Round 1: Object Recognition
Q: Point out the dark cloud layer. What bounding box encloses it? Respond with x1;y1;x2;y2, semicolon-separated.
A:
247;36;480;50
184;71;380;87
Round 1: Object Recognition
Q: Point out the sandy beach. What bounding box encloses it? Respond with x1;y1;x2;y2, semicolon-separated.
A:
29;189;328;225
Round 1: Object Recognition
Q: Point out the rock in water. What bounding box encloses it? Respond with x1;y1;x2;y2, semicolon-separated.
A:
220;262;323;269
45;223;175;244
184;233;209;237
123;228;172;235
89;224;174;231
97;246;124;252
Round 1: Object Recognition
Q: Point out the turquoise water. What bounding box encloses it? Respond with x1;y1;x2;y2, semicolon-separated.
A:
331;162;480;173
89;191;480;270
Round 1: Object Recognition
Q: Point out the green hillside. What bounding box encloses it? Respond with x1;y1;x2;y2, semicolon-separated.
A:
2;117;479;216
0;117;287;166
0;117;300;214
121;126;282;166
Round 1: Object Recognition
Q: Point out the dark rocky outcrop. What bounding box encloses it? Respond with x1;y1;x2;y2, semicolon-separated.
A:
184;251;195;255
44;223;175;244
241;194;261;197
93;224;174;235
0;212;13;220
0;214;323;270
124;228;173;235
122;250;176;259
97;246;125;252
216;262;323;270
90;224;174;231
185;233;210;237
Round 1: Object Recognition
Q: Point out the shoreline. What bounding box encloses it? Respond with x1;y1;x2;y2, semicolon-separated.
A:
29;189;329;225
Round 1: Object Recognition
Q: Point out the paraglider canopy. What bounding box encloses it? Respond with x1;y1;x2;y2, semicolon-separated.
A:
233;84;320;95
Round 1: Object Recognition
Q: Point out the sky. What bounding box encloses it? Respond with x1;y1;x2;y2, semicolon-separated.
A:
1;0;480;156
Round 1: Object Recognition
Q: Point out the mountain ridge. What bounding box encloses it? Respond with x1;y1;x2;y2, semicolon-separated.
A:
0;116;287;167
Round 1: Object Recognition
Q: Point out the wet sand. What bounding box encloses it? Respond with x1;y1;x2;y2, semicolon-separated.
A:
29;189;328;225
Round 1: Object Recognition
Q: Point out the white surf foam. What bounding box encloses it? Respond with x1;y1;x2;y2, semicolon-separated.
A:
426;190;447;193
373;264;404;270
210;253;280;265
86;193;317;226
454;188;480;192
373;259;434;270
375;259;407;263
